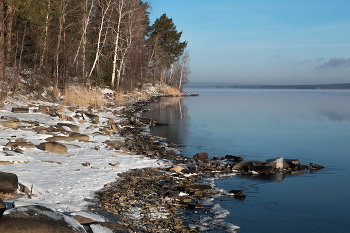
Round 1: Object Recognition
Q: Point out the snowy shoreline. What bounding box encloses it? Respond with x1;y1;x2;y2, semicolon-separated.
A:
0;92;241;232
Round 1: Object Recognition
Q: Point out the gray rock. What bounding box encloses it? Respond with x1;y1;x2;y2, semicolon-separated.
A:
39;142;68;154
0;171;18;193
0;205;85;233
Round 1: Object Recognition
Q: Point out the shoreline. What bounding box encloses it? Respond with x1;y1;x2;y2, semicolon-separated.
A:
93;96;242;232
0;91;325;232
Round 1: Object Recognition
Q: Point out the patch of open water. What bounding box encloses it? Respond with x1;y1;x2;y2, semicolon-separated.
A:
143;88;350;232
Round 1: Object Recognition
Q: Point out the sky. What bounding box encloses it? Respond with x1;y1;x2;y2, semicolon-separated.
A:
148;0;350;85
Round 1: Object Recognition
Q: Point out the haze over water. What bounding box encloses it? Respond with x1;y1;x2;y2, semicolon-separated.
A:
143;87;350;232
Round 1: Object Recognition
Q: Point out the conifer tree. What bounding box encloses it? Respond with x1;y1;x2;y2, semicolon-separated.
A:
147;13;187;83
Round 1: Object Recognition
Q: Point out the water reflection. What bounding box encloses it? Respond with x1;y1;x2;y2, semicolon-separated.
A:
143;97;190;146
317;110;350;122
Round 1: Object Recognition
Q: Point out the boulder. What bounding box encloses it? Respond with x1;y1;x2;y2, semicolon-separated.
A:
69;133;90;141
193;152;208;160
0;171;18;193
229;190;246;200
11;107;29;113
231;161;249;172
104;140;124;147
0;121;21;128
0;205;85;233
89;222;128;233
57;123;79;132
6;142;36;149
285;159;300;170
84;113;99;121
189;164;198;173
39;142;68;154
249;165;273;174
225;155;243;162
1;116;19;122
310;163;325;169
46;136;75;142
169;165;185;173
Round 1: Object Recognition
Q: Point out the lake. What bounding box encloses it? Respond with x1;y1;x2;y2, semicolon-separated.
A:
143;88;350;232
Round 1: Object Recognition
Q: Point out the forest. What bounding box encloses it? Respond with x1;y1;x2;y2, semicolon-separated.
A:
0;0;190;99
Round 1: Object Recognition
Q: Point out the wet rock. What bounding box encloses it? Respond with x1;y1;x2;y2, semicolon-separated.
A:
286;159;300;170
225;155;243;162
291;171;308;175
249;165;273;174
0;171;18;193
310;163;325;169
39;142;68;154
0;205;85;233
231;161;249;172
189;164;199;173
11;107;29;113
229;190;246;200
193;152;208;160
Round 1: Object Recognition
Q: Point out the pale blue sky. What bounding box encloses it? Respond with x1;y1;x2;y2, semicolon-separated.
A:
148;0;350;85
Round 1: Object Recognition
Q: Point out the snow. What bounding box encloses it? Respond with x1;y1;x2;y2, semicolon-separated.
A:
0;96;168;215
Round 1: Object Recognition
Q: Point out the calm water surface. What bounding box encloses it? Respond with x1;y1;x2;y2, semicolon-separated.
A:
143;88;350;232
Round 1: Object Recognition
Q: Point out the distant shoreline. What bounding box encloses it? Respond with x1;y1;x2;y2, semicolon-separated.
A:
185;83;350;89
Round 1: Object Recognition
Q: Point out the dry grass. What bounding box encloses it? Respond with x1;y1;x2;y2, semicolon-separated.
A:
162;86;180;96
52;86;61;100
63;85;105;109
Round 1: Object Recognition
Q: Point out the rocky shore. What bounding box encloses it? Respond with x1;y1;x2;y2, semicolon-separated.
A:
92;96;325;232
0;92;324;233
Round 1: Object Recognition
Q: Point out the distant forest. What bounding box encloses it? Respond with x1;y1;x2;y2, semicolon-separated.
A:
0;0;190;94
186;83;350;89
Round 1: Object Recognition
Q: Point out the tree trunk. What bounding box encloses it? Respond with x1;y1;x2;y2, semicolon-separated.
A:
40;0;51;68
6;2;13;66
0;0;4;81
111;1;123;88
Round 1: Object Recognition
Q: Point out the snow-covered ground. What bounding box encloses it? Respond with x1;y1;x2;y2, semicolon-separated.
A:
0;95;167;213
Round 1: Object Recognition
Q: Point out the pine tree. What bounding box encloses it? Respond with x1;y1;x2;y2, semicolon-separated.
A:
147;13;187;83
